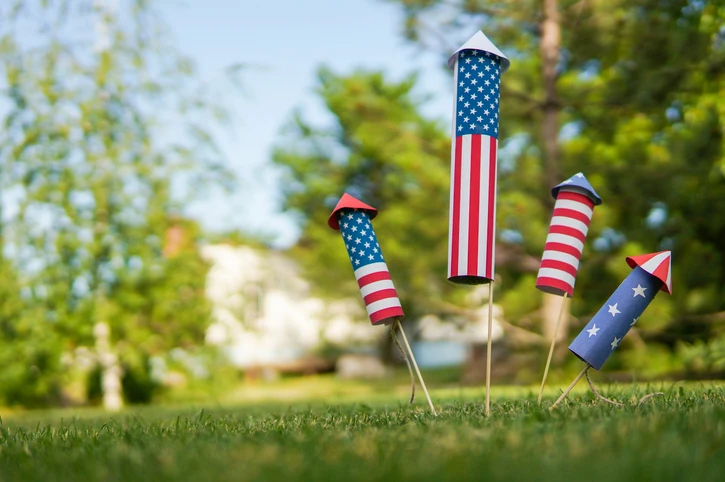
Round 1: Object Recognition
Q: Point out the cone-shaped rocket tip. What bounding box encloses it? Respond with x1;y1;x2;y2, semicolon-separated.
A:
626;251;672;294
327;193;378;230
447;30;510;72
551;172;602;205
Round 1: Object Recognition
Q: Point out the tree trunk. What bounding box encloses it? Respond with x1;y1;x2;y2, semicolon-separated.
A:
540;0;567;344
90;0;123;413
94;322;124;411
540;0;561;200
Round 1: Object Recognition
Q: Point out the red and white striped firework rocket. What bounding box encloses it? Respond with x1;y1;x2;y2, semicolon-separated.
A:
328;193;404;326
536;172;602;297
447;31;510;284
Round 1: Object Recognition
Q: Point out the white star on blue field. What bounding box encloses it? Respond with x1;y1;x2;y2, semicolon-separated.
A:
339;211;383;268
569;266;661;369
455;50;501;139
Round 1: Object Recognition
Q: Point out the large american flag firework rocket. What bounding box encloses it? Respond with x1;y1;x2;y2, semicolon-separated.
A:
447;31;510;285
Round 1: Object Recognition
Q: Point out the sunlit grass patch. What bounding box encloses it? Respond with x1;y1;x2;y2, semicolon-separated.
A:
0;383;724;481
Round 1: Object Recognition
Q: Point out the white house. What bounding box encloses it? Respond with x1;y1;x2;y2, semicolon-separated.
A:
200;244;381;368
200;244;504;370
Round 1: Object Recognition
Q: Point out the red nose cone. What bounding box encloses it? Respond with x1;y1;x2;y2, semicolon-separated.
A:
327;193;378;230
625;250;672;294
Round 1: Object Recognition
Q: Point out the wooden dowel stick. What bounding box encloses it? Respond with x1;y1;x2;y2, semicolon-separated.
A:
537;292;569;404
396;320;437;416
550;364;591;410
485;282;494;416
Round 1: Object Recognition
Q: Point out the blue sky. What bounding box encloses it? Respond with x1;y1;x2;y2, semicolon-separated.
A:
162;0;453;247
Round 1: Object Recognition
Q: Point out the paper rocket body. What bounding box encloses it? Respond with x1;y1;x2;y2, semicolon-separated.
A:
569;251;672;370
536;172;602;297
329;194;404;325
447;31;508;285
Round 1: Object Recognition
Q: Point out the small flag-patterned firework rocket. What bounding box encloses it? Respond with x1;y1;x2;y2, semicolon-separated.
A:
569;251;672;369
536;173;602;297
447;31;510;285
328;193;404;326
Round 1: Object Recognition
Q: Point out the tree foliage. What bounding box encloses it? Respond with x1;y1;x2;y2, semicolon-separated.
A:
0;0;232;405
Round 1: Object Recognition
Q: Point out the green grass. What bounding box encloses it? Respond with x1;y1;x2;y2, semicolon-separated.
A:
1;382;724;481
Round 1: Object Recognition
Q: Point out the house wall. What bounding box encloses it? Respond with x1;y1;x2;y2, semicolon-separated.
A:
200;244;381;368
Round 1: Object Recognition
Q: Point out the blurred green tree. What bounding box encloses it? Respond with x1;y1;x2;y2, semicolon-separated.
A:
0;256;64;407
0;0;234;407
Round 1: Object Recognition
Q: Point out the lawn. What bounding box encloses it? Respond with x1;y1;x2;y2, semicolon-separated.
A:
0;380;724;481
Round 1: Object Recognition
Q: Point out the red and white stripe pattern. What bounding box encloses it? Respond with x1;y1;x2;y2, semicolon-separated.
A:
354;262;404;325
536;189;595;296
448;135;498;282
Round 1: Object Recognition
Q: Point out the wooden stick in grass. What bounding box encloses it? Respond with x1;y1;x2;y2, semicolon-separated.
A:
395;319;437;416
485;282;494;416
537;292;569;404
549;364;591;410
